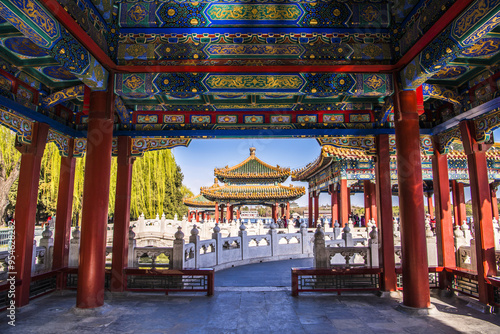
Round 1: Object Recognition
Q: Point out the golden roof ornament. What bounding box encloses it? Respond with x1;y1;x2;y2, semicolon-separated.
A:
250;147;256;156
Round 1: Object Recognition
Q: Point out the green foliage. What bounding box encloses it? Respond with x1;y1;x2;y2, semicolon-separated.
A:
0;126;21;222
130;150;188;220
4;135;189;223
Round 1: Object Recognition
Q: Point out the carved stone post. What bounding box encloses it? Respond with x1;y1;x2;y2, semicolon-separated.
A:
68;226;80;267
314;225;328;268
333;220;341;240
300;222;309;254
190;225;200;268
269;222;278;256
39;226;54;270
369;226;379;267
239;223;248;260
426;218;438;266
128;226;136;268
172;227;185;270
212;224;222;265
342;223;353;247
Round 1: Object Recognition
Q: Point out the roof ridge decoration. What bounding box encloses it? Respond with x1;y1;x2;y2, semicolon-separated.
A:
214;147;291;182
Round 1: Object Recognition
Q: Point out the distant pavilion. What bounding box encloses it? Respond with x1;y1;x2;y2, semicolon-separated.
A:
293;142;500;227
201;148;305;222
182;194;215;222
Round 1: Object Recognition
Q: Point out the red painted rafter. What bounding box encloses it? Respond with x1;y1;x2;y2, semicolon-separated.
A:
38;0;115;70
39;0;473;74
132;109;375;123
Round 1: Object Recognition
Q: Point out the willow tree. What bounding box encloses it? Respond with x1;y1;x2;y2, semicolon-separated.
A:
0;126;21;223
130;149;188;220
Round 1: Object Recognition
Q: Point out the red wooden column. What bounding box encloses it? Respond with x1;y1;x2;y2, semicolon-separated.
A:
237;209;241;220
369;182;377;225
52;139;76;270
280;204;285;218
363;180;371;222
340;179;349;227
286;202;290;220
375;134;397;292
313;192;319;224
110;137;134;292
214;203;219;222
426;192;434;219
394;90;430;309
431;139;456;285
13;122;49;307
196;210;200;222
329;184;338;225
490;183;499;221
227;204;232;221
452;181;467;225
76;89;114;309
220;204;225;222
460;120;497;305
308;192;313;227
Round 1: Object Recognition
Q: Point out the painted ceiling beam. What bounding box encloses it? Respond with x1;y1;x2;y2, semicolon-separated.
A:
399;0;500;90
0;0;108;90
0;94;81;137
115;72;393;97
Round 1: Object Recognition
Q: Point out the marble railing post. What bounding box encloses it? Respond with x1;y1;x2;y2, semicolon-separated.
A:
426;218;438;266
68;226;80;267
31;240;37;272
239;223;248;260
454;225;467;251
342;223;353;247
333;220;341;239
269;222;278;256
368;226;379;267
212;224;222;265
39;226;54;270
172;227;185;270
190;225;200;268
128;226;136;267
300;222;310;254
314;225;328;268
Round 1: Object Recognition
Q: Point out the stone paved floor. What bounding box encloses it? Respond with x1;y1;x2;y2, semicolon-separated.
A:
1;259;500;333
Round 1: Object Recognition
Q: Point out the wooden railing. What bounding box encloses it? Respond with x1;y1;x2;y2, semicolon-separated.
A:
124;268;214;296
291;267;382;296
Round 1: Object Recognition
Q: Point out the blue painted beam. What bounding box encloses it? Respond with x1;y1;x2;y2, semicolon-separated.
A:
0;95;83;138
119;27;391;35
431;96;500;135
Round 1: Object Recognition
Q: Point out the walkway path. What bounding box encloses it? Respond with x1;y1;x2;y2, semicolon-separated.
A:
215;258;312;288
1;259;500;333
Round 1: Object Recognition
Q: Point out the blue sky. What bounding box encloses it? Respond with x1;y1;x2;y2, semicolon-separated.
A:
173;129;500;208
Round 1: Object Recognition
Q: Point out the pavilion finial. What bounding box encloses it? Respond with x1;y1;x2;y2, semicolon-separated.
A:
214;178;218;185
250;147;256;156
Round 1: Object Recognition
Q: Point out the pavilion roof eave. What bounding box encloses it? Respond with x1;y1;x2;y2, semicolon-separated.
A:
182;194;216;208
291;152;333;181
200;184;306;203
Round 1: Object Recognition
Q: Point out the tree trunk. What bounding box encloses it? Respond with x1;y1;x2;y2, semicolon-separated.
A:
0;159;20;224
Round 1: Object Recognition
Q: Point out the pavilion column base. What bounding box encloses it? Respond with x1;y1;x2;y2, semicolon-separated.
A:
376;290;402;299
455;294;495;314
70;303;113;316
395;303;438;316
